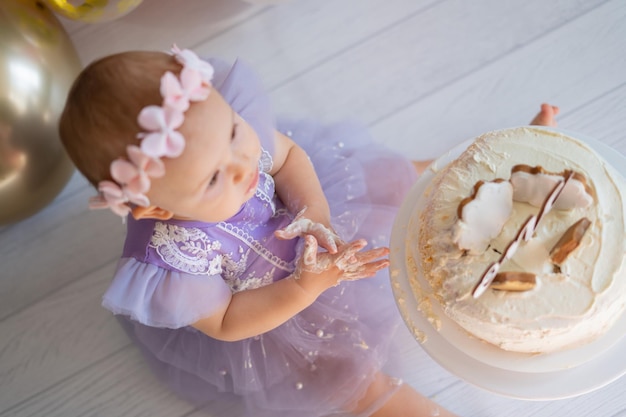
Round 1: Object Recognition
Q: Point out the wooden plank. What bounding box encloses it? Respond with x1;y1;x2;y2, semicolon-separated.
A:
0;262;129;411
65;0;267;65
192;0;441;89
0;194;126;320
3;347;196;417
0;171;87;238
561;82;626;149
267;0;607;125
368;0;626;159
55;1;260;64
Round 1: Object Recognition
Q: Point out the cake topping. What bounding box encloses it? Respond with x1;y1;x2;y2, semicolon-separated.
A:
550;217;591;265
511;165;593;210
453;180;513;255
472;172;574;298
490;271;536;292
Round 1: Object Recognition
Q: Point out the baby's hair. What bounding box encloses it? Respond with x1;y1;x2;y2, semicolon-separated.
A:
59;51;181;186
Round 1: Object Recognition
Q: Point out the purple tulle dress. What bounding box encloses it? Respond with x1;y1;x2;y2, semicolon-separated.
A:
102;58;418;416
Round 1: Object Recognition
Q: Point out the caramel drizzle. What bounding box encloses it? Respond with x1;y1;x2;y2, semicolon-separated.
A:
472;171;574;298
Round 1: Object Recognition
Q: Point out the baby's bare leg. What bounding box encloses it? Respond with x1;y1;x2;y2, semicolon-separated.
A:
353;372;458;417
530;103;560;127
412;160;433;175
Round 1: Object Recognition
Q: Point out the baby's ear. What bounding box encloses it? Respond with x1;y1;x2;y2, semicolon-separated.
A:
131;205;174;220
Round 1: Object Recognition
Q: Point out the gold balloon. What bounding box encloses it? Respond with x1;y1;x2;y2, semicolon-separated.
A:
0;0;80;225
44;0;143;23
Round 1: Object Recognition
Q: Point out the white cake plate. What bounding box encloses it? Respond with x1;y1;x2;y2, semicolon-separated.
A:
389;127;626;400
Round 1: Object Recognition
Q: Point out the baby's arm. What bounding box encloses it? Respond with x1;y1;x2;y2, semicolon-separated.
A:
269;131;338;250
192;131;390;340
191;237;389;341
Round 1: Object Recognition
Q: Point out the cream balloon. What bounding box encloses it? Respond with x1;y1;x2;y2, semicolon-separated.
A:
44;0;143;23
0;0;80;225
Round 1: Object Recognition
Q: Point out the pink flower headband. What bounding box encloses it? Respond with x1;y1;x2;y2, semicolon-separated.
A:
89;45;214;217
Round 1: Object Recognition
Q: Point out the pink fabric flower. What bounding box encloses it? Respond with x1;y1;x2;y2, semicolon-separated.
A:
111;145;165;197
137;105;186;158
161;68;211;112
89;181;132;217
171;44;214;84
89;146;163;217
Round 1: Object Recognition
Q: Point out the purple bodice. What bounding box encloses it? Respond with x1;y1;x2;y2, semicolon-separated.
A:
122;150;298;293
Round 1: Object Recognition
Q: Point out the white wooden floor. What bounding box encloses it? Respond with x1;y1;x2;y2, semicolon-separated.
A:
2;0;626;416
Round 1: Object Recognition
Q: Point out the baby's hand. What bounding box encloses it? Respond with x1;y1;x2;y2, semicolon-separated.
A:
275;210;344;253
294;235;390;294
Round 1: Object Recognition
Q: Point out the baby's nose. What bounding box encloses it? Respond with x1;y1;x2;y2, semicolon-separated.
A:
229;156;250;183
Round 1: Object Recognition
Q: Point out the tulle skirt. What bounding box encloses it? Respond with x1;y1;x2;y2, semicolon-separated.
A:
117;118;418;416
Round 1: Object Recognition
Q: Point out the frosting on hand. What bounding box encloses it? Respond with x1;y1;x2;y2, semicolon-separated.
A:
294;235;389;283
274;207;344;253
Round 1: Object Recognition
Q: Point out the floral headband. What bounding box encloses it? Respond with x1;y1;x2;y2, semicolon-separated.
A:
88;45;214;217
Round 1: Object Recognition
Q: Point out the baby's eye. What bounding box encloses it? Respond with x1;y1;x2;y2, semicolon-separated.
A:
208;172;219;187
231;121;238;141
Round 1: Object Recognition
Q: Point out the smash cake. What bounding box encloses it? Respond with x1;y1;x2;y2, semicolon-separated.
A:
413;126;626;354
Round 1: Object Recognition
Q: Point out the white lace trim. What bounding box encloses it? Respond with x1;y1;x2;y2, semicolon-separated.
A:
150;222;223;275
255;173;275;210
259;147;273;173
222;247;275;292
256;148;276;210
149;220;294;291
217;222;294;272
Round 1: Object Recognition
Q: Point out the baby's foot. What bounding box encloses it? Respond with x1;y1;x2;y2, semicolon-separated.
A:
530;103;560;127
412;160;433;175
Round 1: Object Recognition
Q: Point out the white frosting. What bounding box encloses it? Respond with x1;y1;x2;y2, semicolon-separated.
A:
415;127;626;353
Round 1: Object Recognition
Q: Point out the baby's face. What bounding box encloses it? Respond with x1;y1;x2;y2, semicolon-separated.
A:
146;88;262;222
